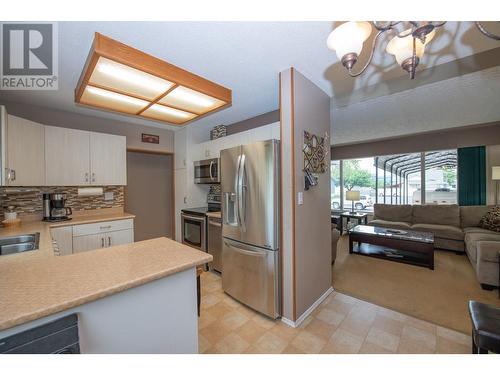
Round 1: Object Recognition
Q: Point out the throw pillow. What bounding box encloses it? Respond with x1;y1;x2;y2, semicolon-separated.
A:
480;206;500;232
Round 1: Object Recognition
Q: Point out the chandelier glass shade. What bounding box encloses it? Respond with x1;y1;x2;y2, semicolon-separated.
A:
326;22;372;62
386;28;435;65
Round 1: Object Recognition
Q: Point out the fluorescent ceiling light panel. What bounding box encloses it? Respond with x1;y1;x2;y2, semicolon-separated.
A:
141;104;196;123
75;33;232;126
90;57;174;100
80;86;149;114
159;86;226;114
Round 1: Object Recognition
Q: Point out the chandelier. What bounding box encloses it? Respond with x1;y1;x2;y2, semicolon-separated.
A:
327;21;500;79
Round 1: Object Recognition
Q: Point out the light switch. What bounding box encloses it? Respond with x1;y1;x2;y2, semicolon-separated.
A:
104;192;114;201
298;191;303;205
205;149;211;157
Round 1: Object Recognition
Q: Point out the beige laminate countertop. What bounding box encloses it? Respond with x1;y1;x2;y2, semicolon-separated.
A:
0;211;212;331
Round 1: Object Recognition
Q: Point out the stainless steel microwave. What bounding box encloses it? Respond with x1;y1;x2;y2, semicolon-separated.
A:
194;158;220;184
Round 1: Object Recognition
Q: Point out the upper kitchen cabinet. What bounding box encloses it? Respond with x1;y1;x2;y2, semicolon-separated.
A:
6;115;46;186
90;132;126;185
45;126;91;186
45;126;127;186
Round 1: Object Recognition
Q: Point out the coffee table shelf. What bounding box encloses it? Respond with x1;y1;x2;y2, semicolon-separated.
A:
349;225;435;270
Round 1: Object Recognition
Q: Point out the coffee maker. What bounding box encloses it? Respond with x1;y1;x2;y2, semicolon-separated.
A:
42;193;72;222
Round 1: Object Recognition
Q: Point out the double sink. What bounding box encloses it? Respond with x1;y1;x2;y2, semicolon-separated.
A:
0;233;40;256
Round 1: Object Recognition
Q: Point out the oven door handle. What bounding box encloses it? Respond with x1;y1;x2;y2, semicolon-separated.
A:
181;214;206;222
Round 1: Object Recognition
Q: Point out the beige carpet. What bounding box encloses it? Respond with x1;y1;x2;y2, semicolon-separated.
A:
332;236;500;334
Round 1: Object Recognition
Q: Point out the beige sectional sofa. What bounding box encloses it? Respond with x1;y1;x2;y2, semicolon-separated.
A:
370;204;500;289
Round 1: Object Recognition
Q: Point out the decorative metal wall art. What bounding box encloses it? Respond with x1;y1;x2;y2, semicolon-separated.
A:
303;130;328;190
210;124;227;140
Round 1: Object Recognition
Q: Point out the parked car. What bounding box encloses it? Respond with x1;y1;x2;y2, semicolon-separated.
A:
331;195;373;210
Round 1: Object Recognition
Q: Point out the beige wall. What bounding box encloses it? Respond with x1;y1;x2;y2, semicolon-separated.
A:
280;68;332;322
486;145;500;205
1;100;175;154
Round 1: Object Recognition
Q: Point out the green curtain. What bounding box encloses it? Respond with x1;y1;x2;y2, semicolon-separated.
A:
457;146;486;206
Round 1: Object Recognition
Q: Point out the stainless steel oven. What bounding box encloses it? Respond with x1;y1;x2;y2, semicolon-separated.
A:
194;158;220;184
181;211;206;251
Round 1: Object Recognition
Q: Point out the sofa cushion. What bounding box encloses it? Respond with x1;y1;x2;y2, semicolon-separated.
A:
480;206;500;232
463;226;500;235
460;205;493;228
369;219;412;230
465;232;500;262
412;204;460;227
411;223;464;241
373;204;412;222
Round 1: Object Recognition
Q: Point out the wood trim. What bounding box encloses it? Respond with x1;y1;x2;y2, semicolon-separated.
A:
136;84;179;115
278;72;284;317
290;67;297;321
93;33;231;102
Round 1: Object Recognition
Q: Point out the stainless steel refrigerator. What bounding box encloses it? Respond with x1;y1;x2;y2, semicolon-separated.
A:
221;139;280;318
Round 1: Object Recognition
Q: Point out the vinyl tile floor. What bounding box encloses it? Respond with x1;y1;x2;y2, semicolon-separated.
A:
198;271;471;354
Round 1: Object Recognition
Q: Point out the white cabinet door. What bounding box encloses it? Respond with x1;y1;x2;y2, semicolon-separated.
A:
45;126;90;186
73;233;106;254
105;229;134;248
90;132;127;185
6;115;45;186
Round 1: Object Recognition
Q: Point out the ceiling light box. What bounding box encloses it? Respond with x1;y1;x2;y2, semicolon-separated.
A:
75;33;231;125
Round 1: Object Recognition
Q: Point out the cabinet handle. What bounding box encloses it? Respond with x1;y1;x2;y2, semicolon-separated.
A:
101;237;105;247
91;172;95;183
100;225;112;230
9;169;16;182
108;236;111;247
85;172;89;183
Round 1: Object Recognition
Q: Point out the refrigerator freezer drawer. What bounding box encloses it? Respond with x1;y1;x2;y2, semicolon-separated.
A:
222;238;280;319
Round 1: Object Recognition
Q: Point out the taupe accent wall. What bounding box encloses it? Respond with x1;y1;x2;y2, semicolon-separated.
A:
280;68;332;322
0;100;175;154
125;152;174;241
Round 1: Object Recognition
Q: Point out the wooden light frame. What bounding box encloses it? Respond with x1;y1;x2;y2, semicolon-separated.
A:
75;33;232;126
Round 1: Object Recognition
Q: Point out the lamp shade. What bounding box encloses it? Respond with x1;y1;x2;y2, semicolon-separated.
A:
386;28;435;65
346;190;361;201
492;166;500;180
327;22;372;61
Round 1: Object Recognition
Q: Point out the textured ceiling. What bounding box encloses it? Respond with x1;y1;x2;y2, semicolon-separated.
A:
0;21;498;134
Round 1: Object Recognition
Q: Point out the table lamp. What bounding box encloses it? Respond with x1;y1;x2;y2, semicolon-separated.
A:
492;166;500;205
346;190;360;213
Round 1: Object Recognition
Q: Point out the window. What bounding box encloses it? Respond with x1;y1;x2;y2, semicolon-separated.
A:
332;149;458;210
424;150;457;205
331;160;341;209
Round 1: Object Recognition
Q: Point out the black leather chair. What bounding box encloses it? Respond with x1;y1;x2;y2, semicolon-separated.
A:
468;300;500;354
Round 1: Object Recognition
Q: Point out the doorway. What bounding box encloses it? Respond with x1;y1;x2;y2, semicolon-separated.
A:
125;151;174;241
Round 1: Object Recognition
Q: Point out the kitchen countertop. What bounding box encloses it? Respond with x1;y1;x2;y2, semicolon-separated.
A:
206;211;221;219
0;210;212;331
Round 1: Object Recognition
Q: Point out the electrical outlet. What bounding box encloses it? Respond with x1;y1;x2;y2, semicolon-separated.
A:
298;191;303;205
104;192;114;201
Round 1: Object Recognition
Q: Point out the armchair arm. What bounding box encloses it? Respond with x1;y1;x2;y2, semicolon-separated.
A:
477;241;500;263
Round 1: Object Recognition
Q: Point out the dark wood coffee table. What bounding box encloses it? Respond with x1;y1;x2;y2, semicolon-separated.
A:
349;225;435;270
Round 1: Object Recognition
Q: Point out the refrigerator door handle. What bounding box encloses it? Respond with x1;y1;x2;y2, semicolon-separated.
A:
235;154;241;226
238;153;246;232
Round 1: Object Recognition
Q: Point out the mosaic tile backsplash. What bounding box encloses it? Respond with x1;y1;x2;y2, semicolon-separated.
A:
0;186;124;219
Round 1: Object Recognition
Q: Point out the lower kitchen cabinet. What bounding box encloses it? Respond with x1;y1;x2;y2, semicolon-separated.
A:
51;219;134;255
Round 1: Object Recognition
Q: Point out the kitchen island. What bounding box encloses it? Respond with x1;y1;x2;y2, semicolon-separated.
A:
0;213;211;353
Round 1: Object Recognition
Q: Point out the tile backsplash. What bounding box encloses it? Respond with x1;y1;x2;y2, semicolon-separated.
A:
0;186;124;219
